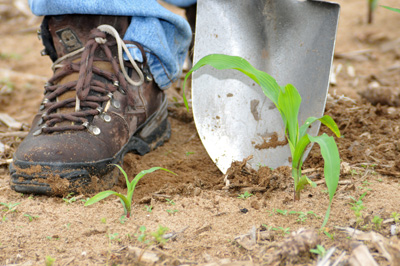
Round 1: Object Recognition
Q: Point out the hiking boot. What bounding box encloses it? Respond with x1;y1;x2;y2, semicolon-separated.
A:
10;15;170;195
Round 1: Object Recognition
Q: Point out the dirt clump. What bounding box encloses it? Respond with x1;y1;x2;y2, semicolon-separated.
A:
224;156;292;194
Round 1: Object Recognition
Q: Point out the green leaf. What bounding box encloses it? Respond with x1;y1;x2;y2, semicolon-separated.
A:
307;133;340;228
182;54;281;110
278;84;301;148
84;191;127;207
381;5;400;13
113;164;130;187
127;167;176;201
129;167;176;191
299;115;340;139
296;175;316;192
292;134;311;175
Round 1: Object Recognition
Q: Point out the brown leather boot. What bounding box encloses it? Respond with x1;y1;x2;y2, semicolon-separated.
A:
10;15;170;195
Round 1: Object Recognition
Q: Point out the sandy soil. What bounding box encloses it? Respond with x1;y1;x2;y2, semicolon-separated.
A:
1;0;400;265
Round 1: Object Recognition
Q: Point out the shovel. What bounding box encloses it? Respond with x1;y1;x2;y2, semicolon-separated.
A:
191;0;340;174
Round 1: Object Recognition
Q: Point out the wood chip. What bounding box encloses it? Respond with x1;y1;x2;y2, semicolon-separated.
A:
0;113;23;130
0;131;28;138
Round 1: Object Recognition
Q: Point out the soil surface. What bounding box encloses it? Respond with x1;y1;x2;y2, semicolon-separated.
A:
1;0;400;265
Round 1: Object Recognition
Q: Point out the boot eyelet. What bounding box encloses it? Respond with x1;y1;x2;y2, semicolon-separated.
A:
102;114;112;122
82;121;89;128
112;99;121;109
118;87;126;95
113;81;119;87
96;107;103;114
37;29;42;40
39;105;45;111
89;125;101;135
146;75;153;82
33;128;42;136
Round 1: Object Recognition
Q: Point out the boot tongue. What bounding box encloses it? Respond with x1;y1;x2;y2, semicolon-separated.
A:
46;15;129;126
48;15;129;58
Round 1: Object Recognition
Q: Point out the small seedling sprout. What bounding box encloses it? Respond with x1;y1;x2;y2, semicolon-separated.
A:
237;191;253;200
136;225;169;245
391;212;400;223
276;209;288;216
372;215;383;230
166;209;179;215
45;256;56;266
310;244;327;258
24;214;39;222
166;198;175;205
144;205;153;213
85;165;175;218
349;192;367;228
0;202;21;212
183;54;341;228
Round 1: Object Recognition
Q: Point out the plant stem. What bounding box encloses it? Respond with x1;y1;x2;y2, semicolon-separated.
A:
292;167;301;201
368;2;373;24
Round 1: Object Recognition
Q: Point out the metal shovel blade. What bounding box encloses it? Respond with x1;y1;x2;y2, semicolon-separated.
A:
191;0;340;174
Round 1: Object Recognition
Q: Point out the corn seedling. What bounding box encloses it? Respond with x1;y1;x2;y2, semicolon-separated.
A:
185;151;195;156
107;233;121;242
119;215;128;224
372;215;383;230
166;209;179;215
0;202;20;212
310;244;327;258
289;211;319;223
85;165;175;218
45;256;56;266
391;212;400;223
144;205;153;213
183;54;341;228
323;229;335;240
276;209;288;216
166;198;175;205
349;192;367;228
237;191;253;200
136;225;169;245
23;214;39;222
62;193;77;204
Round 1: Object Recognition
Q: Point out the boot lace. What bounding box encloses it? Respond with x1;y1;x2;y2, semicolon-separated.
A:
34;25;145;136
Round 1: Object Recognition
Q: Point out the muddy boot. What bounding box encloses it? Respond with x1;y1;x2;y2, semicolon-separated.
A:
10;15;170;195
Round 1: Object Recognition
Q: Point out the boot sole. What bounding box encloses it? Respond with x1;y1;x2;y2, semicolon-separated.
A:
9;97;171;195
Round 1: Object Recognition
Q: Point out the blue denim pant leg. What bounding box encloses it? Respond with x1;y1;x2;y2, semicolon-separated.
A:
163;0;197;8
28;0;194;89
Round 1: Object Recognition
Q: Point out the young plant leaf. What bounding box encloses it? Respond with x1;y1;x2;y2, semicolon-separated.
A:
299;115;340;140
182;54;281;110
278;84;301;148
84;191;128;208
296;175;316;192
85;165;176;218
308;133;340;228
381;5;400;13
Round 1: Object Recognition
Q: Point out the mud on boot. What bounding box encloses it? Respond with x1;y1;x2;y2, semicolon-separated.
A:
10;15;171;195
